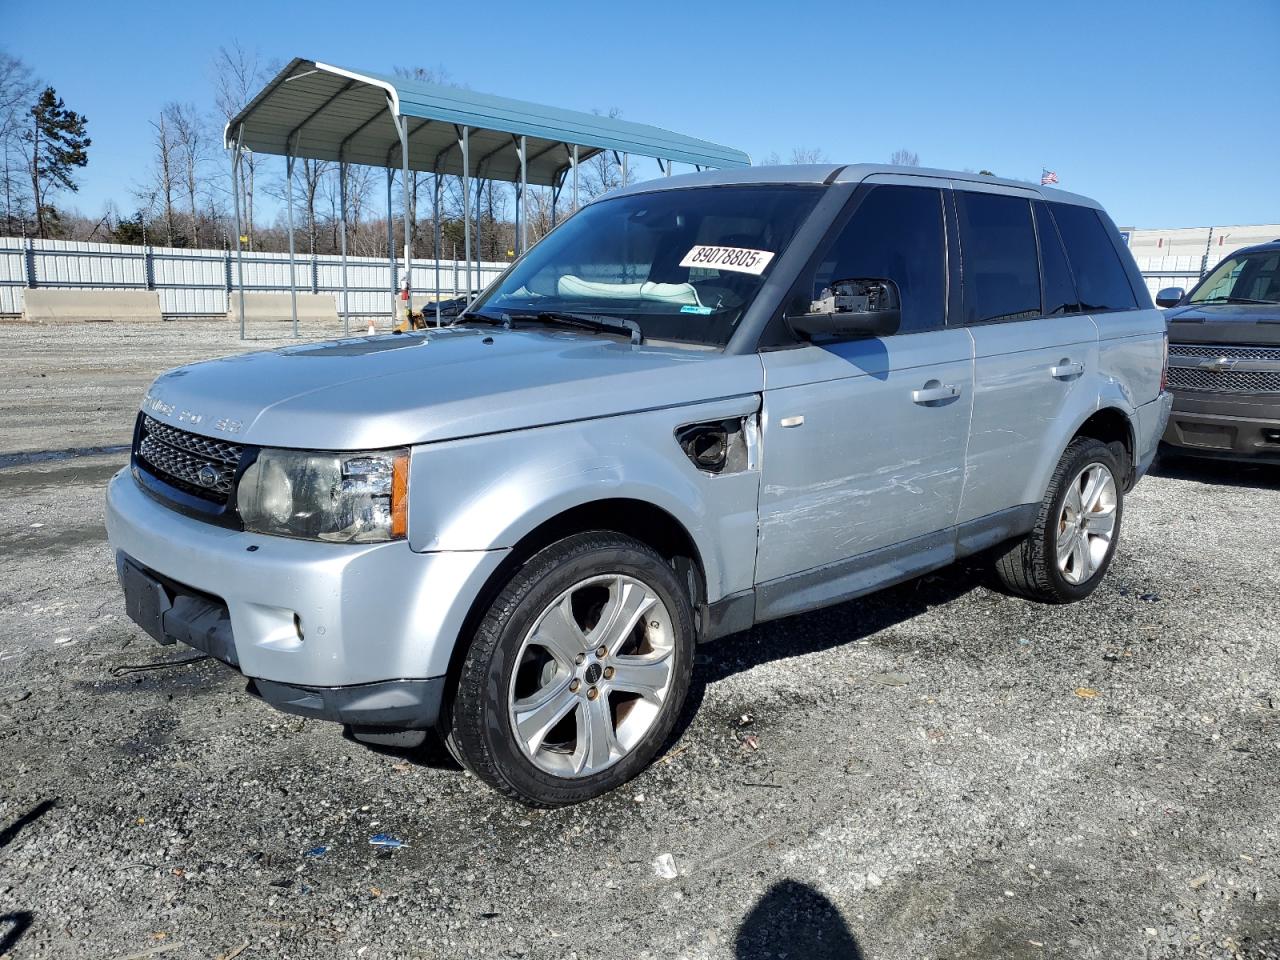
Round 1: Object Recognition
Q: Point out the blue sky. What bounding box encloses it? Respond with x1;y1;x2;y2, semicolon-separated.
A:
8;0;1279;228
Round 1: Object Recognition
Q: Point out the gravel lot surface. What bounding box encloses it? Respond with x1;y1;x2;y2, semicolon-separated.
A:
1;323;1278;959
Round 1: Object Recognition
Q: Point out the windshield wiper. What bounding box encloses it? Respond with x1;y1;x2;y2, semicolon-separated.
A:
1194;296;1280;305
510;311;643;345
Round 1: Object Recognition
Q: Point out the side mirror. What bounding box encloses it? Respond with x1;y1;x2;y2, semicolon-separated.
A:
788;278;902;340
1155;286;1185;308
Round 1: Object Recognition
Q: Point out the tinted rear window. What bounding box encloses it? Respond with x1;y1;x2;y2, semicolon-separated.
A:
1034;201;1081;315
955;191;1041;324
1049;203;1137;313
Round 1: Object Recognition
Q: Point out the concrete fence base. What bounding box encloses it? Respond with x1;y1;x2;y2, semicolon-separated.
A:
21;289;163;324
228;292;340;325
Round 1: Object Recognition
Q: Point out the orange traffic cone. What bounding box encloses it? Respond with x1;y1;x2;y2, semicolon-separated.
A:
367;318;376;336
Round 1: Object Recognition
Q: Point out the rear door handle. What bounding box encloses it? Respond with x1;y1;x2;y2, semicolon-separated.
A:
912;381;961;405
1050;360;1084;380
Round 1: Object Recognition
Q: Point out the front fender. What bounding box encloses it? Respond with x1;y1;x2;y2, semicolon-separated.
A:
405;396;762;602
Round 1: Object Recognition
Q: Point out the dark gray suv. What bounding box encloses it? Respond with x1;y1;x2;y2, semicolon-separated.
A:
1157;241;1280;463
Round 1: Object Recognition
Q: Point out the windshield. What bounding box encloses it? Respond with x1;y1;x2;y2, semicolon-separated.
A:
1189;249;1280;304
468;185;824;345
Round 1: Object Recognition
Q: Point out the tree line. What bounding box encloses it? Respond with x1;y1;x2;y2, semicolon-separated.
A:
1;44;930;262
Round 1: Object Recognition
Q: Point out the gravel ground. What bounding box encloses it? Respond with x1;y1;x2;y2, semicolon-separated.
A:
1;323;1278;960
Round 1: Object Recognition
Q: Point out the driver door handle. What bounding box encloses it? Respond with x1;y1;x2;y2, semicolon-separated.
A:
912;382;961;405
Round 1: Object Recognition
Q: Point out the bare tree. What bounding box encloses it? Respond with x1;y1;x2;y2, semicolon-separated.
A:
789;146;825;164
140;109;180;245
392;65;458;257
0;52;36;233
889;148;920;167
580;108;637;201
213;42;270;249
167;103;207;247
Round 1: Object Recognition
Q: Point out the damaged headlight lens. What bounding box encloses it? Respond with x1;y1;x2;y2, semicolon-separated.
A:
236;448;409;543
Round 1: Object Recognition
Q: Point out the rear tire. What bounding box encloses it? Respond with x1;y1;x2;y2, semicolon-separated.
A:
994;437;1124;603
445;532;695;807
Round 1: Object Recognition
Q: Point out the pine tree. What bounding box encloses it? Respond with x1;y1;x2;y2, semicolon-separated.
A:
25;86;90;238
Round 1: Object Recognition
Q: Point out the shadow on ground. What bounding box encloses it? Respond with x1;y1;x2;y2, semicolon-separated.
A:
1151;451;1280;489
735;879;864;959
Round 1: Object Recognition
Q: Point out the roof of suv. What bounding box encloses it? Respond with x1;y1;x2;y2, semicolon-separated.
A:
610;163;1102;209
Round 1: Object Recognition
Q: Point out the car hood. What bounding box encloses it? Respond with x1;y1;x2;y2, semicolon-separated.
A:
1163;303;1280;347
140;326;763;449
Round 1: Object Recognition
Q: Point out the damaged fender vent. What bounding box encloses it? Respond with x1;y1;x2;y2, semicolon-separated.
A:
676;418;754;475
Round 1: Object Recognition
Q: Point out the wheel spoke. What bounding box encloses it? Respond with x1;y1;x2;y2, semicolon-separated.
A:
1079;468;1105;515
1064;480;1084;519
533;594;588;666
1057;527;1078;566
591;577;657;655
1083;504;1116;538
608;651;672;704
573;696;620;774
1071;534;1092;581
513;676;577;756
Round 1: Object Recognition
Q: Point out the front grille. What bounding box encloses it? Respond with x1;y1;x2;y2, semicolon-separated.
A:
1167;365;1280;394
136;415;245;504
1170;343;1280;362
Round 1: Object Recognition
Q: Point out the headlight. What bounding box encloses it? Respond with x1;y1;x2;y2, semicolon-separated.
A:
236;448;409;543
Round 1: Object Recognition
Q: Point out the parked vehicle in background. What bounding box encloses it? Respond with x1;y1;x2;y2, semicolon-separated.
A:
106;165;1170;806
1157;241;1280;463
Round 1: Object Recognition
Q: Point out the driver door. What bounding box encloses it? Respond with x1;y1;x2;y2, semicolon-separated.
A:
754;182;973;618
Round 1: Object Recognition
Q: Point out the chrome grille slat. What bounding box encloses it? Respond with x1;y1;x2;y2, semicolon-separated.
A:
136;416;244;504
1169;343;1280;362
143;418;243;465
1166;366;1280;394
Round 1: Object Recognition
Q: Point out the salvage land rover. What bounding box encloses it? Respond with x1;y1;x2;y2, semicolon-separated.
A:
106;165;1171;806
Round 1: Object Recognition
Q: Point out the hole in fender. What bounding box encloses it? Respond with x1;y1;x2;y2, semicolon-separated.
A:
675;417;754;475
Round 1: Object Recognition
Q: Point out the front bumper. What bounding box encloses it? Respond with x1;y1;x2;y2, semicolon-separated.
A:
105;468;508;695
1161;390;1280;463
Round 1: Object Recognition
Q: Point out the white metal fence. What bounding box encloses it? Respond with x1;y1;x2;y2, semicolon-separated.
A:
0;236;509;318
1134;255;1205;299
0;236;1211;318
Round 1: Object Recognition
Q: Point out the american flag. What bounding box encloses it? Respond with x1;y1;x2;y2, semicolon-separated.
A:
1040;169;1059;186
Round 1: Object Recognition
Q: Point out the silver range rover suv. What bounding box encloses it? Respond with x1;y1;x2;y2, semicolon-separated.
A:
106;164;1171;806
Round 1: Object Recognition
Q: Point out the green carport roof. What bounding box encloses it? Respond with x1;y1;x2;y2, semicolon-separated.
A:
225;58;751;187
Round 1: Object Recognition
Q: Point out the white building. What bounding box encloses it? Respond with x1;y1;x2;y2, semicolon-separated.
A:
1119;223;1280;297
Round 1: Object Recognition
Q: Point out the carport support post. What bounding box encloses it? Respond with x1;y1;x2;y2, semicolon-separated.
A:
518;135;527;254
285;151;298;338
393;106;412;320
572;144;579;211
475;176;483;291
386;168;396;319
339;159;349;336
463;134;472;302
231;125;247;341
433;169;442;326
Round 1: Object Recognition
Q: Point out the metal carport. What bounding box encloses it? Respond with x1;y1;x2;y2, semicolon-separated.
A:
224;58;751;337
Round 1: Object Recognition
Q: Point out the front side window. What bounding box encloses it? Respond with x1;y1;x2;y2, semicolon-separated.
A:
792;185;946;335
469;185;823;346
955;191;1041;324
1189;250;1280;304
1049;203;1138;313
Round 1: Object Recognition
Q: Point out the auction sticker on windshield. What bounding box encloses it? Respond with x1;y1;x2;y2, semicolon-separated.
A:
679;245;775;276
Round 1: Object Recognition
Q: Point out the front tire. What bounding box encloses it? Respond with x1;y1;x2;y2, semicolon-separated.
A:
446;532;695;807
994;437;1124;603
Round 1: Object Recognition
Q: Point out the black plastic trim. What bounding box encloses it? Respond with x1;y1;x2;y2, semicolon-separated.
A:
249;677;446;730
